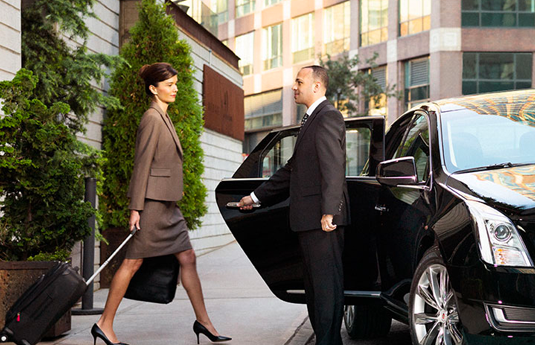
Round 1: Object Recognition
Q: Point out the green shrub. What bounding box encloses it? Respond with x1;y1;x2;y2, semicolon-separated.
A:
0;70;102;261
100;0;207;231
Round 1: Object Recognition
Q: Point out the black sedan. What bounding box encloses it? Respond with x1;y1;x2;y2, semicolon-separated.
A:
215;89;535;344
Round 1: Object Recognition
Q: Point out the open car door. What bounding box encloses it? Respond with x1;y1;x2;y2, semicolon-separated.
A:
215;116;385;304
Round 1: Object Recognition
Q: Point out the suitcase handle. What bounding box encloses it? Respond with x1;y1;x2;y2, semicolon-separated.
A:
86;227;139;286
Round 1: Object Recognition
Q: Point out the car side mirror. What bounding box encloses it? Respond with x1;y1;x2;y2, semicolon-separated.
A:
376;157;418;187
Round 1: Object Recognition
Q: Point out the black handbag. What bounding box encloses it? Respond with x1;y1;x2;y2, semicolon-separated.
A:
124;254;180;304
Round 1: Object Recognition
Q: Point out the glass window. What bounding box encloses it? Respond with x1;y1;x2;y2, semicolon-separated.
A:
262;134;297;177
346;127;372;176
211;0;228;23
264;0;282;7
360;0;389;47
292;13;315;63
263;24;283;70
236;0;255;18
244;89;283;131
235;32;255;76
405;57;430;110
324;2;351;55
394;113;430;183
462;0;535;27
441;106;535;173
365;66;388;116
462;53;532;95
399;0;431;36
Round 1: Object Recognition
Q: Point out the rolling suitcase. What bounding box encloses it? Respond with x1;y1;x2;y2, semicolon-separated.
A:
0;228;137;345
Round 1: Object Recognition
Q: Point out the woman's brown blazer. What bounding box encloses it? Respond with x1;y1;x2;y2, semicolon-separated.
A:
127;102;184;211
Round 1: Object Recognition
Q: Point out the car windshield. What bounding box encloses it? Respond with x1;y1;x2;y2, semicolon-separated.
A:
441;105;535;174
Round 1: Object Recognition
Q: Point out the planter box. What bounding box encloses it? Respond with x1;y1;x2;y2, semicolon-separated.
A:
0;261;72;338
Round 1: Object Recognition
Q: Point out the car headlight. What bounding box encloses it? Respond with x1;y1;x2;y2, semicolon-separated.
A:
466;200;533;267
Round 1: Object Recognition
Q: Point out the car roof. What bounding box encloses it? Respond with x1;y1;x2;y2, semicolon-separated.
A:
429;89;535;114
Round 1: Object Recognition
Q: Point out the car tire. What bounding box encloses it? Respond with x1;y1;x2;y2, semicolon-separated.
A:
409;247;464;345
344;304;392;339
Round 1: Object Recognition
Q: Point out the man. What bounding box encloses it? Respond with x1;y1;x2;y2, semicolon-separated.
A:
239;65;349;345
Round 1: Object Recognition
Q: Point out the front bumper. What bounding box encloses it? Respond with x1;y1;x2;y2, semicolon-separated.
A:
450;262;535;338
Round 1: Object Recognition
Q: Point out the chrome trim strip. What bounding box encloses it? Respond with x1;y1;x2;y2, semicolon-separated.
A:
286;290;382;298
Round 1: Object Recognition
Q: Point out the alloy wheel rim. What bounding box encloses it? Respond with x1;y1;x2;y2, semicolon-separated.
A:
412;264;463;345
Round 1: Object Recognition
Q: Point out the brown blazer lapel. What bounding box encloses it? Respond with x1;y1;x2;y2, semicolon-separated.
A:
150;102;183;158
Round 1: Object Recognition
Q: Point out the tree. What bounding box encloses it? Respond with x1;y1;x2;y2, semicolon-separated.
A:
320;53;399;117
0;70;102;261
0;0;119;261
100;0;207;231
21;0;121;134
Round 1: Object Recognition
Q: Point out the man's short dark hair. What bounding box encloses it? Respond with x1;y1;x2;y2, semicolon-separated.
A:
303;65;329;91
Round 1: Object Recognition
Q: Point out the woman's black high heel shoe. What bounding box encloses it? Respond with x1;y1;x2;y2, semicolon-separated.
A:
193;321;231;344
91;324;129;345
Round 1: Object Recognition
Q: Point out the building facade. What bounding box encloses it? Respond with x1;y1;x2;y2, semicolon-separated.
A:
204;0;535;153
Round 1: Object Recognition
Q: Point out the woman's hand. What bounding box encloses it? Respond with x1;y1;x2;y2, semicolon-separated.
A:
129;210;141;231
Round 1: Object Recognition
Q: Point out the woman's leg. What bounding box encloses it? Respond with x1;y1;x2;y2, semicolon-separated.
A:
96;258;143;343
175;249;220;336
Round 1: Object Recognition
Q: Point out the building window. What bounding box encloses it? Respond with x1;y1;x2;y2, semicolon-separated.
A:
324;1;350;55
292;13;315;63
462;52;532;95
211;0;228;23
264;0;281;7
405;57;430;109
399;0;431;36
236;32;254;76
365;66;388;116
245;89;283;130
236;0;255;18
360;0;389;47
263;23;283;70
462;0;535;27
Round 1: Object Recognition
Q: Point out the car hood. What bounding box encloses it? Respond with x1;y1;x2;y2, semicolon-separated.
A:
447;165;535;213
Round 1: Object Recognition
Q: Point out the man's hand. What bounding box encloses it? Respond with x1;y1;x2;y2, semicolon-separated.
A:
238;195;255;210
129;210;141;231
321;214;337;232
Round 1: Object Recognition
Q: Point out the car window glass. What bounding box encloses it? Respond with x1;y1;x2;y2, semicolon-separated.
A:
442;110;535;172
394;113;430;183
261;134;297;177
346;127;372;176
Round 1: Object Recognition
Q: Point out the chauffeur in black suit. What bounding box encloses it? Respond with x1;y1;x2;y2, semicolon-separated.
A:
239;65;349;345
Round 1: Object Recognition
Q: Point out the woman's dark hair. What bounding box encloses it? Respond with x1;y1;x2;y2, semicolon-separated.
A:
139;62;178;96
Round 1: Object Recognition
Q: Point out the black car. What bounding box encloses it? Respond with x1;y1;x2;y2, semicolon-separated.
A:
215;89;535;344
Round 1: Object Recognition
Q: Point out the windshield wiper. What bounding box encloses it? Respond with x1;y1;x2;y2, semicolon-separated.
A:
453;162;515;174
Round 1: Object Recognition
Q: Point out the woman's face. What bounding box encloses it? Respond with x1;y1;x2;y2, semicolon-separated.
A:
151;75;178;104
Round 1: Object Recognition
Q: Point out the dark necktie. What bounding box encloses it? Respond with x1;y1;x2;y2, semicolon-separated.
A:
301;113;310;127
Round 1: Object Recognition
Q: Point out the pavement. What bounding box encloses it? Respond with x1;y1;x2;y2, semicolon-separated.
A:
30;240;314;345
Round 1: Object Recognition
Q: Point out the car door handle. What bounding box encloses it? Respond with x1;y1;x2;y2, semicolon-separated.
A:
226;202;261;209
374;205;388;212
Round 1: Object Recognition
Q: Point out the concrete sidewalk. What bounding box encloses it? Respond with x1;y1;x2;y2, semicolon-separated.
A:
34;241;313;345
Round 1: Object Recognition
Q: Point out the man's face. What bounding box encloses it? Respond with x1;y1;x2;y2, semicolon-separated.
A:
292;68;318;107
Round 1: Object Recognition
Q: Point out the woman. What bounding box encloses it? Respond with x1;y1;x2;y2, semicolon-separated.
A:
91;63;231;345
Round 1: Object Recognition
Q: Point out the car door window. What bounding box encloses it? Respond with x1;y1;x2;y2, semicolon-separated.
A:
346;127;371;176
393;113;430;183
262;134;297;177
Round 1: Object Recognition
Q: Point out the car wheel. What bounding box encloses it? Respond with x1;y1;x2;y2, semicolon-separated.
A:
344;304;392;339
409;247;464;345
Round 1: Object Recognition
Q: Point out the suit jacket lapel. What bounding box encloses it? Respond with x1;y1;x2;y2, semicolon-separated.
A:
150;102;184;157
294;100;329;151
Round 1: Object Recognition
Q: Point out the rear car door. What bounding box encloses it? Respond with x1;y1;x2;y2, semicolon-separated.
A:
215;116;385;304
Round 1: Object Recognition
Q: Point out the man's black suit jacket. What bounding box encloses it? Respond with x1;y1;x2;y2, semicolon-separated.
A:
254;99;349;232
